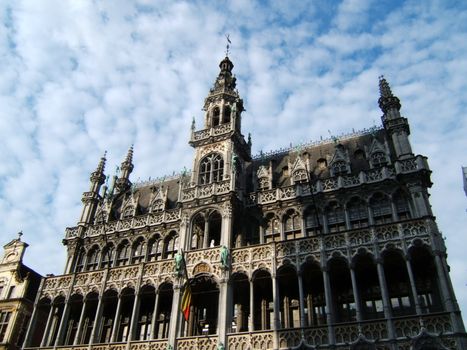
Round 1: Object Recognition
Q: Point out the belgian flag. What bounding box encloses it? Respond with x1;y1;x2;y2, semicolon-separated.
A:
181;282;192;321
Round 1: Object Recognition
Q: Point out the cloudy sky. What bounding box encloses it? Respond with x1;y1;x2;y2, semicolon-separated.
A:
0;0;466;320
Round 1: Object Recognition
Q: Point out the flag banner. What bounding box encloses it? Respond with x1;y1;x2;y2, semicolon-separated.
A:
181;282;192;321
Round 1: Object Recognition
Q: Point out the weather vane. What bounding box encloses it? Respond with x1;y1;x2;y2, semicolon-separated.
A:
225;34;231;56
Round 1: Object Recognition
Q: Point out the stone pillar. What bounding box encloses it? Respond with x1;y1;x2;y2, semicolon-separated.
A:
110;294;123;342
167;283;181;349
40;303;55;347
404;256;422;315
349;264;362;322
128;292;141;342
217;277;230;349
89;294;104;345
375;257;396;340
249;278;254;332
259;226;265;244
73;299;88;345
272;273;280;349
322;266;335;346
150;290;160;339
203;218;210;248
297;272;306;329
54;301;71;346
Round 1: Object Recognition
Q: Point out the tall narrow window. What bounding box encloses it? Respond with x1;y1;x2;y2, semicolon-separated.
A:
212;107;220;127
75;249;86;273
100;244;114;269
148;236;163;261
265;214;280;243
116;241;130;266
371;152;388;167
163;232;178;259
86;247;100;271
199;154;224;185
0;312;11;342
370;193;392;224
394;191;411;220
326;202;346;233
132;239;146;264
347;197;369;229
284;210;302;240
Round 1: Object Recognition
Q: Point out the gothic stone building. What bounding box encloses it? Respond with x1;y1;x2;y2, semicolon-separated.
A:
23;57;466;350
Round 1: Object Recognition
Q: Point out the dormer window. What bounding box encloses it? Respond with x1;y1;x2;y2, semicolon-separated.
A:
199;153;224;185
121;205;134;219
258;177;269;190
332;161;348;176
371;152;388;168
292;169;308;184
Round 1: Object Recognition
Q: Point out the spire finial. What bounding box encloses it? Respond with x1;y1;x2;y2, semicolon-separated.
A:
125;145;134;164
18;231;23;240
96;151;107;173
378;76;401;114
225;34;231;57
191;116;196;130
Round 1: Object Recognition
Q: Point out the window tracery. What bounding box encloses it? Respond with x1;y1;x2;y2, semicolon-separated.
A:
265;214;280;242
371;152;388;167
116;241;130;266
199;153;224;185
326;202;346;233
347;197;369;229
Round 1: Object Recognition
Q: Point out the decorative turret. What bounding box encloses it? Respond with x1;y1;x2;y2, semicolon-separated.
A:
78;152;107;226
378;76;413;159
115;145;134;192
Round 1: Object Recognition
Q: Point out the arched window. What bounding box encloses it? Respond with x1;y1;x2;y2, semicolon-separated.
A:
347;197;369;229
100;244;114;269
371;152;388;167
212;107;220;127
131;239;146;264
223;106;231;124
75;249;86;273
86;246;100;271
163;232;179;259
394;191;411;220
116;241;130;266
326;202;346;233
317;158;327;170
147;236;163;261
370;193;393;224
199;153;224;185
258;177;269;190
284;210;302;240
304;206;321;236
265;214;280;243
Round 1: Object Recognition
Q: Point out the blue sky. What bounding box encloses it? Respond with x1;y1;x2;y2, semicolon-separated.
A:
0;0;466;322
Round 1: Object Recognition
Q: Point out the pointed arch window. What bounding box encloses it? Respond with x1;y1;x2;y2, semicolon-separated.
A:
394;191;411;220
199;153;224;185
212;107;220;127
116;241;130;266
326;202;346;233
284;210;302;240
86;247;100;271
132;239;146;264
265;214;280;243
100;244;114;269
163;232;179;259
122;206;134;219
304;206;321;235
223;106;231;124
347;197;369;229
148;236;163;261
74;249;86;273
292;169;308;184
370;193;393;224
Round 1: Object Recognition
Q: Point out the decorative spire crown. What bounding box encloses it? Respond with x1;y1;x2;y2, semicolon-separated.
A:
96;151;107;174
378;76;401;114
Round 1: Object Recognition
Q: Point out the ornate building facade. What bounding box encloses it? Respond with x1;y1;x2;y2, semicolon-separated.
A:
23;56;466;350
0;236;41;350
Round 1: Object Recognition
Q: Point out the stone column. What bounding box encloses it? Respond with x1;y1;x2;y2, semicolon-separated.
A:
375;257;396;340
54;299;71;346
89;294;104;345
128;292;141;342
167;283;181;349
110;294;123;342
405;256;422;315
73;298;88;345
349;263;362;322
322;266;335;346
297;271;306;329
249;278;254;332
150;290;160;339
272;273;280;349
217;276;230;349
40;303;55;347
203;218;210;248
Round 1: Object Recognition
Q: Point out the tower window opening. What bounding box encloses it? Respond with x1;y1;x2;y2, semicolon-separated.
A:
199;153;224;185
212;107;220;127
223;106;231;124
